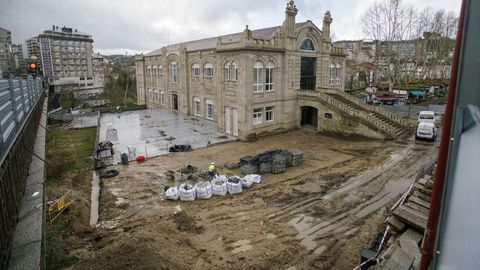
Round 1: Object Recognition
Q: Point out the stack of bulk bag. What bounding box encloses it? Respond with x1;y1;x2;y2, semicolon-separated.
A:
227;176;243;194
179;183;196;201
196;181;213;199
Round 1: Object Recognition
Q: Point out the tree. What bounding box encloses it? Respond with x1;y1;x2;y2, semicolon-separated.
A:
361;0;457;90
361;0;418;91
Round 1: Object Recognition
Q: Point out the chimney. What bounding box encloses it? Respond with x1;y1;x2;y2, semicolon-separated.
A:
283;0;298;38
323;11;333;42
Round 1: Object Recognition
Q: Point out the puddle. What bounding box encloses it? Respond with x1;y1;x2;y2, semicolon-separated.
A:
90;171;100;226
231;239;253;254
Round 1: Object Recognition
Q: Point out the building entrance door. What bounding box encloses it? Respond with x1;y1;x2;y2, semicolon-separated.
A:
172;94;178;110
225;107;231;134
301;106;318;129
301;57;316;90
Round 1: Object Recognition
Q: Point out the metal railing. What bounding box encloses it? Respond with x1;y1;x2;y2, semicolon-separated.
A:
298;89;401;138
0;78;44;269
0;79;44;161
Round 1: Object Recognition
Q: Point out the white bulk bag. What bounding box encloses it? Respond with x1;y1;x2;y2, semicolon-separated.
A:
227;176;243;195
244;174;263;184
196;181;213;199
165;186;179;200
179;183;196;201
211;179;228;196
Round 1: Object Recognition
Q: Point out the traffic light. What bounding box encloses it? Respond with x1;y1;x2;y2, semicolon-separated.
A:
29;62;37;77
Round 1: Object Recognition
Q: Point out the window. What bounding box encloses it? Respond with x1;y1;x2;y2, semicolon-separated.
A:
147;65;151;76
253;61;263;92
265;62;275;91
335;64;341;85
170;61;178;82
158;65;163;76
148;89;153;101
253;108;263;125
265;106;274;122
329;63;335;85
230;62;238;81
160;90;165;105
154;90;158;103
224;61;230;81
192;63;200;77
324;113;333;119
152;65;157;76
300;38;315;51
193;97;201;116
204;63;213;78
206;99;214;119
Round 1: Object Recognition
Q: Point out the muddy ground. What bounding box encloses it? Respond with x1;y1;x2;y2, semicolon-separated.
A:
63;130;437;270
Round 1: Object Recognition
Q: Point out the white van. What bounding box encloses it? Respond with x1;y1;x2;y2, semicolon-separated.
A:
418;111;436;124
416;122;438;142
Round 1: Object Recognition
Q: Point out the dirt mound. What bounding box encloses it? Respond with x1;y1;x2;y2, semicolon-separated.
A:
172;212;204;234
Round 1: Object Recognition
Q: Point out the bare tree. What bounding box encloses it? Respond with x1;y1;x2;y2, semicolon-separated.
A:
361;0;418;91
361;0;457;90
415;9;457;80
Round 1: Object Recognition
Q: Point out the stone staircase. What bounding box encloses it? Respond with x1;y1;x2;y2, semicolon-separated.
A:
298;89;408;139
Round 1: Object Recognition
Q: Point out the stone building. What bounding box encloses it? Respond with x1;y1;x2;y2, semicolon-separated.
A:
136;1;365;140
39;26;103;97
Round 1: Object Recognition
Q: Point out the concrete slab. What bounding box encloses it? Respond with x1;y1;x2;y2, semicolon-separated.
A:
70;115;99;129
98;109;236;159
8;241;42;270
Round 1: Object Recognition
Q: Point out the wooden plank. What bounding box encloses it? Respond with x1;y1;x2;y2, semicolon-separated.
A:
408;195;431;209
394;207;428;231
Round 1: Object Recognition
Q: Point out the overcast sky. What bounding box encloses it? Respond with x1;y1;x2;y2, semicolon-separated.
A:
0;0;461;55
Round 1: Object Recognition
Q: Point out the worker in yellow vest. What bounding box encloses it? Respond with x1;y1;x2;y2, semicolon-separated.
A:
208;162;217;178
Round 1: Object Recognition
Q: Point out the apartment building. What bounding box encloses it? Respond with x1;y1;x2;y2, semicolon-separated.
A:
0;27;13;77
39;25;103;97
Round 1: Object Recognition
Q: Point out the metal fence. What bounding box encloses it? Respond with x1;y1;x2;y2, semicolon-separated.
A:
379;104;446;118
0;78;44;268
0;79;44;161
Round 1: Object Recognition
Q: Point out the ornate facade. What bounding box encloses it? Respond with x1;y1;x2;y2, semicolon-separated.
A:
136;1;346;140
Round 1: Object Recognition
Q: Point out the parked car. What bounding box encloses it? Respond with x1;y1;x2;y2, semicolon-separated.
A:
416;121;438;142
418;111;436;124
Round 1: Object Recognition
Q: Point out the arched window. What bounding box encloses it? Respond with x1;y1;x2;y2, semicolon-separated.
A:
160;90;165;105
224;61;230;81
253;61;263;92
329;63;335;85
193;97;201;116
230;62;238;81
324;113;333;119
335;63;341;85
205;99;214;119
300;38;315;51
152;65;157;76
158;65;163;76
192;63;200;76
170;61;178;82
204;63;213;78
265;61;275;91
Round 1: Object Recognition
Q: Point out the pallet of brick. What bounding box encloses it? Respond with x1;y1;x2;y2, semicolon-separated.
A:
272;154;286;174
240;156;254;166
259;161;272;174
240;164;258;174
287;148;303;167
279;150;293;167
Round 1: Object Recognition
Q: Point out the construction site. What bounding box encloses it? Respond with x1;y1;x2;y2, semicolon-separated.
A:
42;105;440;270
